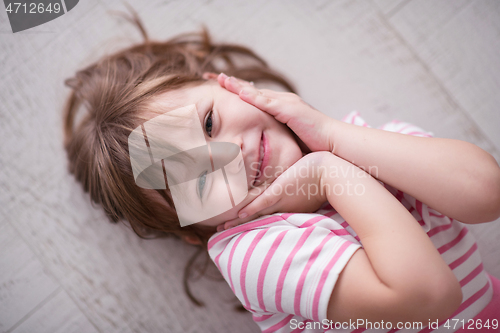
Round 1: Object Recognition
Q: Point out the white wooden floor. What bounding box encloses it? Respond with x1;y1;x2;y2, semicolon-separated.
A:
1;1;499;332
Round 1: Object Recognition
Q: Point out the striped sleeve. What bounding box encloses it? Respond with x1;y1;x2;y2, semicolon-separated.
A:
342;110;434;137
207;214;361;327
344;112;494;327
379;184;494;331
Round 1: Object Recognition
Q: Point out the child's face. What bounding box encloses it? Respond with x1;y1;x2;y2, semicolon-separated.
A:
150;81;303;227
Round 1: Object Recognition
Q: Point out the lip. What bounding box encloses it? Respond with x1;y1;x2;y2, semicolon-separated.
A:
253;132;270;186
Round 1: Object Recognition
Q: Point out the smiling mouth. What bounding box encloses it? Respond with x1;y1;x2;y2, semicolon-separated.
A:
252;132;267;187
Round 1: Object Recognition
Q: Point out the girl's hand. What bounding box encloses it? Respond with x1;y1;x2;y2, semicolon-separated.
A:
217;73;335;153
216;152;331;231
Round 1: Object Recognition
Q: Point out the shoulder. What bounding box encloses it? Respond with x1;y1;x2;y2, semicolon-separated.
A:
207;209;359;260
207;214;288;257
207;211;362;320
342;110;434;137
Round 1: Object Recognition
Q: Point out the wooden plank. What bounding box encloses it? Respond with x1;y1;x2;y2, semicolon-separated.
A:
384;0;500;279
0;223;60;332
371;0;409;17
387;1;500;279
386;0;470;45
9;193;258;332
272;1;499;161
11;290;99;333
1;0;500;332
467;221;500;281
2;3;257;327
389;0;500;154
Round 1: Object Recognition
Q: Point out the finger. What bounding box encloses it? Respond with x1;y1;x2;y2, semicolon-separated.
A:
224;76;245;94
217;73;242;91
238;157;310;218
222;212;260;230
214;182;270;232
215;209;261;231
217;74;298;126
217;73;229;88
238;188;282;219
244;180;272;202
220;75;257;95
233;76;255;88
202;72;218;80
239;87;280;116
223;219;239;230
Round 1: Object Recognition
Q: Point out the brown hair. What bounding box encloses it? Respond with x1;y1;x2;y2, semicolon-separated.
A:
63;10;295;306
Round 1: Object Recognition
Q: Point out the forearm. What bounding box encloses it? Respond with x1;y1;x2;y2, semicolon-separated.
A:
322;154;460;301
329;119;500;223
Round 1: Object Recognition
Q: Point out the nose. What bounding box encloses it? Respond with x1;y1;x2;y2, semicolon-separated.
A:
209;142;245;174
225;150;245;174
212;131;246;167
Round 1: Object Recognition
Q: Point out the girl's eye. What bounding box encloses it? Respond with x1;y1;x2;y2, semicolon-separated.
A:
197;171;208;200
205;110;213;137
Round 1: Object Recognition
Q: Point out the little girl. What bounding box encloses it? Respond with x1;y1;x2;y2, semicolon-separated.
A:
63;14;500;332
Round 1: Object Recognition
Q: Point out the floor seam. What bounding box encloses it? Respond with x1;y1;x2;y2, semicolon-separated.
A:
373;5;499;156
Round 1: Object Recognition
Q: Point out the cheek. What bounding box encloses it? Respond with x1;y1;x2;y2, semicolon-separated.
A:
239;108;262;126
227;93;268;124
282;144;303;171
259;121;303;184
194;173;242;227
275;123;303;160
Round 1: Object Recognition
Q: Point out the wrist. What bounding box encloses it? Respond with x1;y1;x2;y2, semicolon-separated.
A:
327;118;344;155
316;153;341;199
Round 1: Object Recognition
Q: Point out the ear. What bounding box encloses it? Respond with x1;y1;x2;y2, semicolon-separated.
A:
183;235;202;245
202;72;219;81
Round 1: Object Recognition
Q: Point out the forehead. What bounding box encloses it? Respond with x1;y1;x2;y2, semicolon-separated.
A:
145;82;216;119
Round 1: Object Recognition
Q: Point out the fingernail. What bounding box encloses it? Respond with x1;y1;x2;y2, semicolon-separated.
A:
219;73;228;80
239;212;248;219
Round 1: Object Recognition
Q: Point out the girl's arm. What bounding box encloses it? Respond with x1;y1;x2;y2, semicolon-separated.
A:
319;152;462;325
330;120;500;223
216;74;500;224
226;151;462;325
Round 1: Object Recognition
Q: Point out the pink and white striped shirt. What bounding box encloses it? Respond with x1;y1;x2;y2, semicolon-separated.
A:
207;111;499;332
